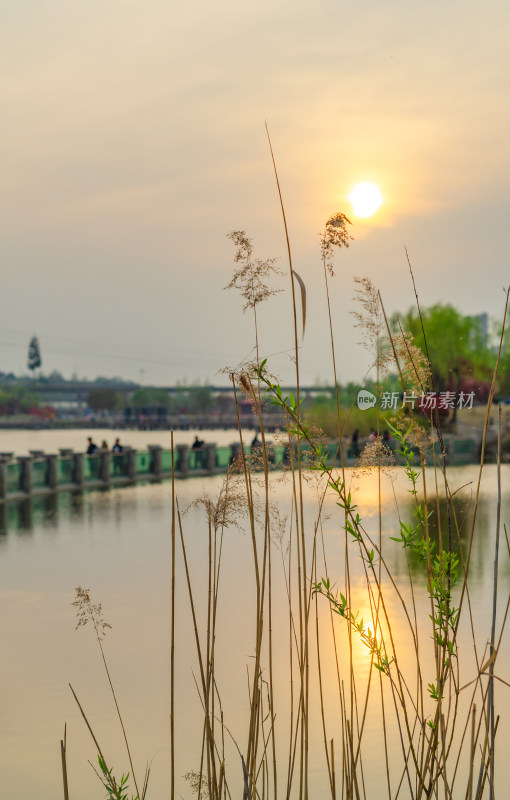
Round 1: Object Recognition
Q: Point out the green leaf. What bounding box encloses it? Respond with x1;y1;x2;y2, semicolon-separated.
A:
292;269;307;338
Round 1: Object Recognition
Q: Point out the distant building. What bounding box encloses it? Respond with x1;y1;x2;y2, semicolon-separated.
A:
471;312;489;348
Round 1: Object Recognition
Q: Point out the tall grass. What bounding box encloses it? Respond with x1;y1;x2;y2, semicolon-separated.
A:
65;140;509;800
168;139;509;798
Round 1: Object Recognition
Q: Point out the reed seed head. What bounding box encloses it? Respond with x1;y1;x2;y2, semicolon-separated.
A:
184;770;209;798
72;587;111;640
392;330;432;394
187;473;251;533
354;435;395;475
351;277;384;353
320;212;353;277
225;230;282;311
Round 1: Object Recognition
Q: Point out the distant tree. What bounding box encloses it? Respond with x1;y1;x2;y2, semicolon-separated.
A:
499;310;510;396
27;336;42;375
173;384;191;412
48;369;65;382
130;388;171;408
87;388;122;412
93;375;134;386
130;388;151;408
391;304;495;420
152;389;172;407
188;386;213;414
391;305;493;392
215;392;234;416
0;386;40;415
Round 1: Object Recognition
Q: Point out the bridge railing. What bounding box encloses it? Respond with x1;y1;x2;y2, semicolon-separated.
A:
0;435;479;503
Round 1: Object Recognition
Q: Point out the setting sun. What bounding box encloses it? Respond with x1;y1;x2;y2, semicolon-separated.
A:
348;182;383;218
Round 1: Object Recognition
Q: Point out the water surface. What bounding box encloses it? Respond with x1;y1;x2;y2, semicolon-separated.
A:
0;439;508;799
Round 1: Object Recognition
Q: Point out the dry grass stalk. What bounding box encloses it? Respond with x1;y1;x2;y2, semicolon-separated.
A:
72;588;141;800
60;725;70;800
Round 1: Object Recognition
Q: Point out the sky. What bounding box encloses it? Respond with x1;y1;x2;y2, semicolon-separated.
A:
1;0;510;387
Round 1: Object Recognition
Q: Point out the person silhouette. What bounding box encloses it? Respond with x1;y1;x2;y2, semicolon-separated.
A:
350;429;360;457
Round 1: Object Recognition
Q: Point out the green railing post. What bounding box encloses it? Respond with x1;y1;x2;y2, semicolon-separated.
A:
101;451;111;484
47;455;58;490
17;456;33;494
0;459;8;500
205;443;216;475
176;444;189;477
128;449;137;481
74;453;84;488
148;445;162;480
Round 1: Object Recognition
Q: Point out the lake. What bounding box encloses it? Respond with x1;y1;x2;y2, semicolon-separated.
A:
0;429;508;799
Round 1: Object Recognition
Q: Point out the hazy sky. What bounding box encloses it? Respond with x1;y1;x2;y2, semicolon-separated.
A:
2;0;510;386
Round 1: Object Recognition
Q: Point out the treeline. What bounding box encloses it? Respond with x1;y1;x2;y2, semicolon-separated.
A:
2;303;508;423
303;303;510;437
394;304;505;397
87;385;219;415
0;385;42;416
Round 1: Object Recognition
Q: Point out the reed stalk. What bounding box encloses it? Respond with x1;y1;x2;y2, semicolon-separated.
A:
60;725;70;800
69;142;510;800
170;429;176;800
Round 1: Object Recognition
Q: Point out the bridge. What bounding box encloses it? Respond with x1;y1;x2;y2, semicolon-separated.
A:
0;435;483;506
